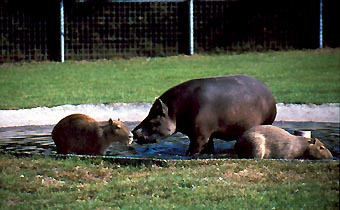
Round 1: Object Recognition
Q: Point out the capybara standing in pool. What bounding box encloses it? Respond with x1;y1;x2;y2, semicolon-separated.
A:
235;125;333;159
52;114;133;155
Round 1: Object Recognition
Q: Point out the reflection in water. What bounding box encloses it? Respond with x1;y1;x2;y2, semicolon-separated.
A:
0;122;339;159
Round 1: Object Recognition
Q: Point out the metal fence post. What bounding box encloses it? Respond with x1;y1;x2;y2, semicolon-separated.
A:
60;0;65;62
189;0;194;55
319;0;323;48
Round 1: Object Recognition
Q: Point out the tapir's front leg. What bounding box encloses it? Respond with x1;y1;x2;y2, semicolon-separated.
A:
186;134;210;156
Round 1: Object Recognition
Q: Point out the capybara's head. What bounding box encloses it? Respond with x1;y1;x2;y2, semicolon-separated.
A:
132;98;176;144
105;119;133;146
306;138;333;159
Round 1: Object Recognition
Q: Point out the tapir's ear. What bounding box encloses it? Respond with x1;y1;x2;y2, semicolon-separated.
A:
154;98;168;115
159;99;168;115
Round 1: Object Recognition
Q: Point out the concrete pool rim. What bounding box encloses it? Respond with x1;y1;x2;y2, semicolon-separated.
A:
0;103;339;128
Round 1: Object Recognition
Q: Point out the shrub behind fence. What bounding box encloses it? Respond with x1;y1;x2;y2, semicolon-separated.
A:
0;0;339;63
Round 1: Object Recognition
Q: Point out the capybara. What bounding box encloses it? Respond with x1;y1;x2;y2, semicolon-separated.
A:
52;114;133;155
133;75;276;156
235;125;333;159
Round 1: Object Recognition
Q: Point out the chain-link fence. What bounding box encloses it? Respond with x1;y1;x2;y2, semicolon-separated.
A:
1;0;339;63
64;1;189;60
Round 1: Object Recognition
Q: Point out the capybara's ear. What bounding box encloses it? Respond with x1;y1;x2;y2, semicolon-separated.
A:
314;138;322;145
306;138;314;144
109;119;121;129
117;118;121;121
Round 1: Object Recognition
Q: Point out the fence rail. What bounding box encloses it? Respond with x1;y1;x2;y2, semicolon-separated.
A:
0;0;339;63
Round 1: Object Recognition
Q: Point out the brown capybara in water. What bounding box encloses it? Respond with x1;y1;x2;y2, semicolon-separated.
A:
52;114;133;155
235;125;333;159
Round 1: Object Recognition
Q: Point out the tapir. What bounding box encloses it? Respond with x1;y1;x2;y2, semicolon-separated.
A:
133;74;277;156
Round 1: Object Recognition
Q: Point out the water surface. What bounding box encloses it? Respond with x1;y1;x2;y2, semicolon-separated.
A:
0;122;338;159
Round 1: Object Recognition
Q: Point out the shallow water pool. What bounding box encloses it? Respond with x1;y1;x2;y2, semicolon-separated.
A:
0;122;339;160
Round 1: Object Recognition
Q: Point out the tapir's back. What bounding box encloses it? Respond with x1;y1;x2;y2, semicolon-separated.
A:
160;75;277;139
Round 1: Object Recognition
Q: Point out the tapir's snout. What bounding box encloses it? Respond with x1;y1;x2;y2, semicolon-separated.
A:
135;136;148;145
132;128;145;144
132;128;158;144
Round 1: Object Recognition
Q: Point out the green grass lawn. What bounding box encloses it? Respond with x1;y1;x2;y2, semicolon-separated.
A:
0;155;338;210
1;50;339;209
1;49;339;109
